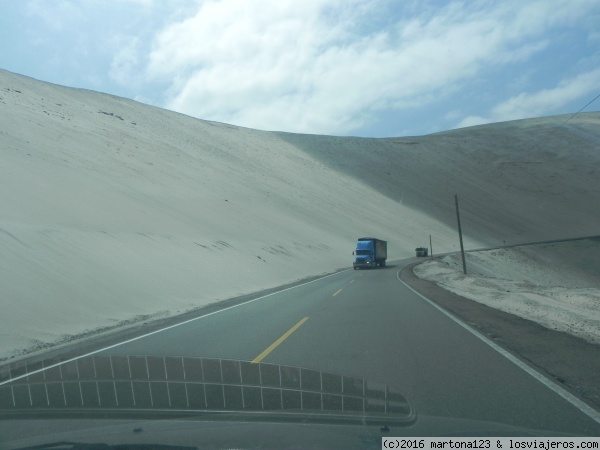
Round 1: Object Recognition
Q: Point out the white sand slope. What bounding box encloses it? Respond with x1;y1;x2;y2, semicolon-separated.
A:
278;114;600;245
1;68;599;361
414;239;600;345
0;70;471;361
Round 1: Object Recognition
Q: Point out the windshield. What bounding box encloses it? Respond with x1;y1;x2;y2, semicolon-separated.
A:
2;1;600;446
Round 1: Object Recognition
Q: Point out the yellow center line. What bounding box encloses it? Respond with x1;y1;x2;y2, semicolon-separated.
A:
333;288;343;296
251;317;309;364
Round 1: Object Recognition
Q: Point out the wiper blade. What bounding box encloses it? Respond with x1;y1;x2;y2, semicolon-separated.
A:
0;355;416;427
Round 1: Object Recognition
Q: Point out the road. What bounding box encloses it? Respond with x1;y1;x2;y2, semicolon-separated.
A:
89;258;600;435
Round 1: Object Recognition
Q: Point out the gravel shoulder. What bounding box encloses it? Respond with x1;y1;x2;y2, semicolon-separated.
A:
400;261;600;411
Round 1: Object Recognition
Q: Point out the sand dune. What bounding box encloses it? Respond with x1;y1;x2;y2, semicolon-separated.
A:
415;239;600;345
1;68;598;360
278;113;600;245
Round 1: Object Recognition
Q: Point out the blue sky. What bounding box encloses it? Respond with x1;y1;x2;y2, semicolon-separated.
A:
1;0;599;137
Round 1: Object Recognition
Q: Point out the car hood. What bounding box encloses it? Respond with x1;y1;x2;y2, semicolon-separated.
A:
0;355;577;448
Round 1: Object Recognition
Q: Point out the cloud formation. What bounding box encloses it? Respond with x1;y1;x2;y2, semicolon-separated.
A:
136;0;598;134
459;68;600;128
11;0;599;136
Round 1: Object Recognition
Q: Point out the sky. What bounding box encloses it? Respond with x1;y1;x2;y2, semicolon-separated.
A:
1;0;599;138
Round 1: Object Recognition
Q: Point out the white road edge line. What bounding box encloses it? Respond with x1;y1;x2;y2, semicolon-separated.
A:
396;268;600;425
1;269;350;386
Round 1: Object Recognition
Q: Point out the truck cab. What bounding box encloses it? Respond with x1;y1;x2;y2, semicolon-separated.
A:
353;237;387;269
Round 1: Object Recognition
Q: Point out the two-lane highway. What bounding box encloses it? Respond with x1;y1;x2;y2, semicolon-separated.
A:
94;259;600;435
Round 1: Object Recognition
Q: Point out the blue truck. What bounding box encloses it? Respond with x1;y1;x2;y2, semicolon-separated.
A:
353;237;387;269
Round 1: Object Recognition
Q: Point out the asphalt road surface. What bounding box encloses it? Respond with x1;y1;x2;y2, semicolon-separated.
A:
90;258;600;435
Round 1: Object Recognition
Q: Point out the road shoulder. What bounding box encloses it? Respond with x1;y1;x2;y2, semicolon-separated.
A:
400;261;600;411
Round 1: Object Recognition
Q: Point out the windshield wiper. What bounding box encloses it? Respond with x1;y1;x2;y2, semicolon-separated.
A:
1;355;415;428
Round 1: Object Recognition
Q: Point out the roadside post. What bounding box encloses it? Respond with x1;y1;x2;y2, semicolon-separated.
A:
455;194;467;274
429;235;433;260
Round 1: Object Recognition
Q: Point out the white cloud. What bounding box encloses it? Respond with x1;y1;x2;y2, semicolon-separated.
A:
457;115;492;129
110;37;143;86
140;0;599;134
493;69;600;119
457;68;600;128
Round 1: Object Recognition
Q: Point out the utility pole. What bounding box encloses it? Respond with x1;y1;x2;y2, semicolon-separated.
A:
429;234;433;260
455;194;467;274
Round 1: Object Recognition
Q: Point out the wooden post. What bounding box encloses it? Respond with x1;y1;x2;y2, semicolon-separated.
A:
429;234;433;260
455;194;467;274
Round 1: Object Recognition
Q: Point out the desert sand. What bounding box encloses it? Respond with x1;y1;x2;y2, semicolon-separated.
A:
414;239;600;345
1;68;598;360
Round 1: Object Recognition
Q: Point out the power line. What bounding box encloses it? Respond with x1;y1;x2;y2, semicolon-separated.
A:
560;92;600;127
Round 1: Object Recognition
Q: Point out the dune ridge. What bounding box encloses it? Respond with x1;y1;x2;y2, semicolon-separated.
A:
1;68;598;359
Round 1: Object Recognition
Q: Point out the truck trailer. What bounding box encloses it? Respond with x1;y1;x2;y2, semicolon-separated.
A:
353;237;387;269
415;247;429;257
